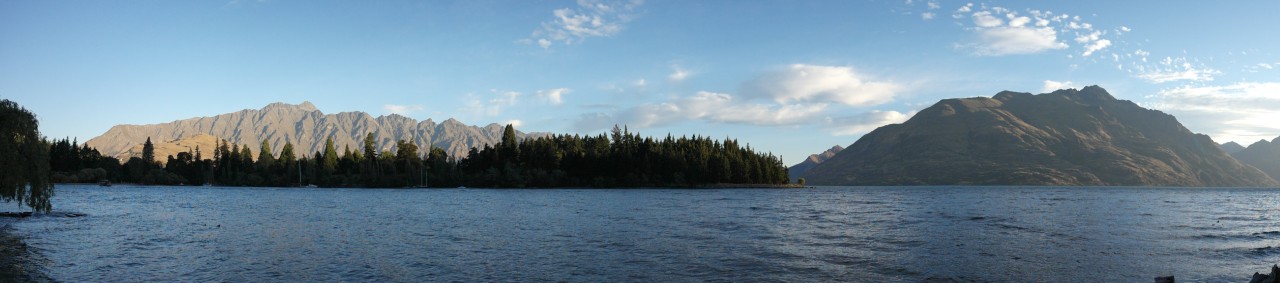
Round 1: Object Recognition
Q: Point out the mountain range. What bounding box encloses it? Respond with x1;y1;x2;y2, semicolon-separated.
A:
797;86;1278;187
787;145;843;182
1232;137;1280;182
86;102;546;163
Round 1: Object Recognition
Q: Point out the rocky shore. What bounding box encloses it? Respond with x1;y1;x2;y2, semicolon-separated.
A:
0;219;51;282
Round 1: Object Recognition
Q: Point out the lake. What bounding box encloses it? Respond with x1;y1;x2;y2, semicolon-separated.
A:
8;185;1280;281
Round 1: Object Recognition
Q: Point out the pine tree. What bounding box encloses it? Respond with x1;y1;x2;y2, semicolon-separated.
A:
257;139;275;170
322;137;338;173
142;137;156;166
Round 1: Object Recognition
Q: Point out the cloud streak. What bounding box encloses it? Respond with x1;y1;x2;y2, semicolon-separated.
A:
574;91;830;132
527;0;644;49
1148;82;1280;143
573;64;905;133
1041;80;1079;93
825;110;915;136
536;88;570;105
741;64;901;106
1134;56;1220;83
383;104;424;115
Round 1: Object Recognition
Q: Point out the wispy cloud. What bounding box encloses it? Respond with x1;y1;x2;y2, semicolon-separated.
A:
573;63;904;133
944;4;1124;57
525;0;644;49
741;64;901;106
464;90;522;117
1135;56;1220;83
1147;82;1280;143
536;88;570;105
825;110;916;136
668;64;690;82
383;104;424;115
1041;80;1079;93
572;91;830;131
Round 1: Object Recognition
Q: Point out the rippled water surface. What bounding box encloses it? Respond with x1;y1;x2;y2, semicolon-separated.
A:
11;185;1280;282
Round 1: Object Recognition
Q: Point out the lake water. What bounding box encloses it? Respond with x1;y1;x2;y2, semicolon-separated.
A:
8;185;1280;282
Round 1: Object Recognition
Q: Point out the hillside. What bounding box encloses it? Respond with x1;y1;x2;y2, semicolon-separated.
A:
1232;137;1280;182
117;134;220;165
787;145;843;182
801;86;1278;187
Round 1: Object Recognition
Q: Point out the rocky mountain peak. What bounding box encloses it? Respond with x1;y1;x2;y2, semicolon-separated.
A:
86;102;548;163
261;101;320;113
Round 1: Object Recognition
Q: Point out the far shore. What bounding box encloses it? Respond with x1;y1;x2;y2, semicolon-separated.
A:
54;182;807;189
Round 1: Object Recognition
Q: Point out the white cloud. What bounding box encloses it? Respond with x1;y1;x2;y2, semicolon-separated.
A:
668;64;690;82
1008;16;1031;27
1081;39;1110;57
527;0;644;48
1041;80;1079;93
972;11;1004;28
505;119;524;128
949;6;1132;57
969;26;1068;56
465;91;522;117
492;91;520;105
575;64;904;132
536;88;570;105
741;64;901;106
825;110;915;136
1074;30;1101;43
1149;82;1280;143
927;0;940;9
1136;57;1220;83
383;104;424;115
921;12;935;20
581;91;830;130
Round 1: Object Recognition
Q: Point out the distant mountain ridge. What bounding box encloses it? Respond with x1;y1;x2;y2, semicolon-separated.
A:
1232;137;1280;182
86;101;547;162
1219;141;1246;154
800;86;1278;187
788;145;843;181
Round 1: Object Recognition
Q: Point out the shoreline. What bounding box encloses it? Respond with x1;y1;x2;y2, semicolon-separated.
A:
59;182;807;189
0;219;51;282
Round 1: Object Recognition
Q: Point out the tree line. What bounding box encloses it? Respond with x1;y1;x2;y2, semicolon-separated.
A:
49;125;789;188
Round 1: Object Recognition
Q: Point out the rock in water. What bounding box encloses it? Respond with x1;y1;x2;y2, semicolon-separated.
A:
1251;264;1280;283
800;86;1279;187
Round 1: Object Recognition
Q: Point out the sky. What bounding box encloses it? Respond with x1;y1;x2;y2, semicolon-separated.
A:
2;0;1279;164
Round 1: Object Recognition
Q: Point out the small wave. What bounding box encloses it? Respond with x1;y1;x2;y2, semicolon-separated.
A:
1217;216;1267;221
1247;246;1280;257
1190;231;1280;241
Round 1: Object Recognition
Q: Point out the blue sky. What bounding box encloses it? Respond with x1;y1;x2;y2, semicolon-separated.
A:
3;0;1279;163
